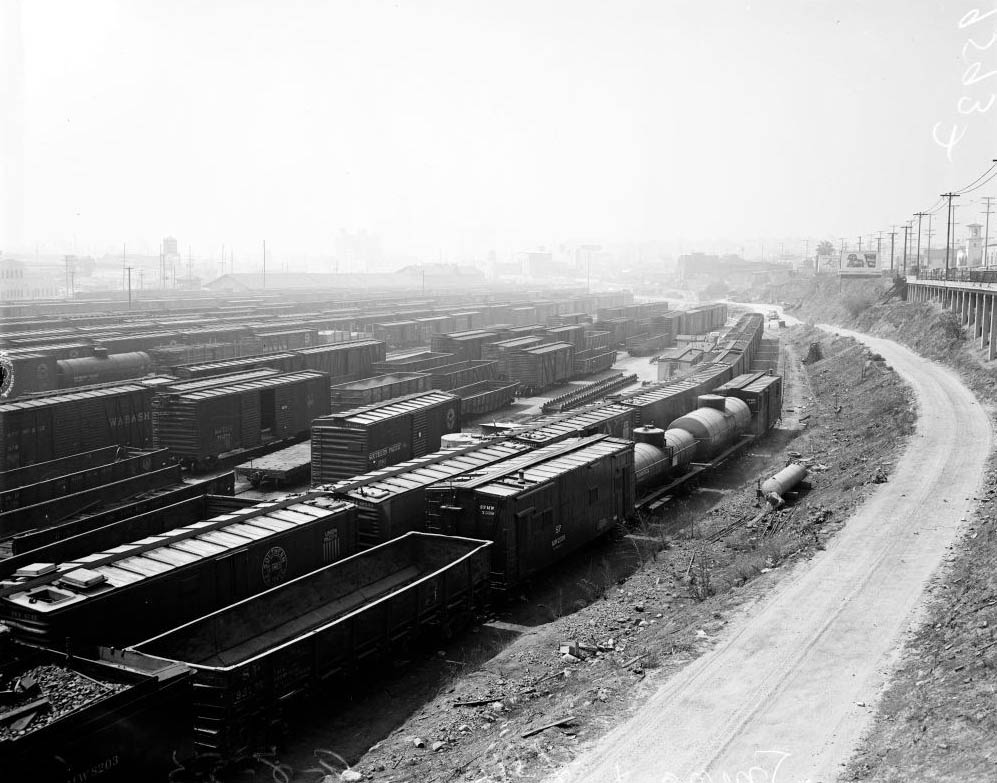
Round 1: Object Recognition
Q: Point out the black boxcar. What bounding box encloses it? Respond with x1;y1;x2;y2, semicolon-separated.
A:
296;339;386;383
152;371;330;466
0;384;154;471
424;435;635;589
328;439;530;547
0;495;358;648
128;532;491;760
311;390;461;483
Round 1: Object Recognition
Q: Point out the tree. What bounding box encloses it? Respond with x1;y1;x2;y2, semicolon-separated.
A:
816;240;834;257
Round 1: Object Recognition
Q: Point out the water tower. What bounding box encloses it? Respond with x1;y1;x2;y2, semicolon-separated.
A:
965;223;983;267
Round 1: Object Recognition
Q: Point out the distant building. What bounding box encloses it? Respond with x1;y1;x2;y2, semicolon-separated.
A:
163;236;179;256
0;256;62;301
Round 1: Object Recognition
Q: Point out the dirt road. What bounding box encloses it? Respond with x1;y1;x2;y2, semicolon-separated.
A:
551;326;992;783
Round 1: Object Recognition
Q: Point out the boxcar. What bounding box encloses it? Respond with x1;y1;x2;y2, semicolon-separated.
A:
424;435;635;589
329;372;430;410
296;339;386;383
326;439;530;547
128;532;492;760
0;384;154;471
452;379;519;416
152;371;329;466
510;404;636;448
0;495;358;648
311;390;462;483
430;330;498;362
713;372;783;435
372;350;455;374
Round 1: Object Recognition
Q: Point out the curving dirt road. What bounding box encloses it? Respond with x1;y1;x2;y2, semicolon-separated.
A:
551;325;992;783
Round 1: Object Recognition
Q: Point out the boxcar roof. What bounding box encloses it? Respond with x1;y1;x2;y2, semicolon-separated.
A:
316;390;457;425
295;339;383;354
176;370;327;401
475;436;632;498
3;495;354;612
512;404;633;445
336;441;529;503
0;383;148;412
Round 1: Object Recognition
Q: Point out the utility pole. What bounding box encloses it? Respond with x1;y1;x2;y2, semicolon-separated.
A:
983;196;994;268
858;235;863;252
122;244;127;292
839;238;845;271
64;255;71;298
876;232;882;271
126;266;133;309
914;212;927;273
889;228;896;274
902;223;910;276
926;215;934;270
262;240;267;288
942;193;958;278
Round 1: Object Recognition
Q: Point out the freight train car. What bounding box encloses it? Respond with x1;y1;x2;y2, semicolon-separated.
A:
424;435;635;590
295;339;386;384
171;352;302;379
430;330;498;363
0;384;154;471
510;403;636;447
152;371;330;469
0;495;358;649
127;533;491;760
372;351;456;374
452;379;519;416
56;351;154;388
712;372;783;436
329;372;430;410
324;439;531;547
1;643;193;783
311;391;462;482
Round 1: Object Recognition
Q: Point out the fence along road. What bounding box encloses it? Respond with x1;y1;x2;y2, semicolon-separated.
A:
550;321;992;783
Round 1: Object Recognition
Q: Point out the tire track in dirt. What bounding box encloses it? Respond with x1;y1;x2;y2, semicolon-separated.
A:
549;324;991;783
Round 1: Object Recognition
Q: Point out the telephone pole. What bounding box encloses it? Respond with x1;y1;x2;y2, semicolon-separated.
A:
262;240;267;289
876;231;883;270
122;244;127;291
126;266;133;309
914;212;928;273
839;238;845;271
983;196;994;268
902;223;910;276
889;227;896;273
942;193;958;278
926;215;934;269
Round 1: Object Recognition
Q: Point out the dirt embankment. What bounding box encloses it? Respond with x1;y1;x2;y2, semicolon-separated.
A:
245;325;911;783
777;280;997;782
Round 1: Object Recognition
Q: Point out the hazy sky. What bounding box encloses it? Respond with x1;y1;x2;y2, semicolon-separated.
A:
3;0;997;260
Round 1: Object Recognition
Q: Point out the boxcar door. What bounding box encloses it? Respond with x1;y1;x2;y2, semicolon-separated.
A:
215;547;250;608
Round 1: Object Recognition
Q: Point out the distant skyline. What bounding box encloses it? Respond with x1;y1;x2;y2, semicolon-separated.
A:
3;1;996;260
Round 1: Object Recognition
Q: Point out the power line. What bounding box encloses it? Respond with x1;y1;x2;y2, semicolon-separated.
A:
942;192;959;277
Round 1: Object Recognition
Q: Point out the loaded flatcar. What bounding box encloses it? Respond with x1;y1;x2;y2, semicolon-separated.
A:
424;435;635;590
0;494;357;648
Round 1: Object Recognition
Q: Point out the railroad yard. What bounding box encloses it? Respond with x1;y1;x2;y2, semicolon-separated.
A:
1;278;994;783
0;288;786;781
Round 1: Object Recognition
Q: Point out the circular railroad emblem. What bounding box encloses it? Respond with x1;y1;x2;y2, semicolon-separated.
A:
0;352;14;399
261;546;289;588
445;406;457;430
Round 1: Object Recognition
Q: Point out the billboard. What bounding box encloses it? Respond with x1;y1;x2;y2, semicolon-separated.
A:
839;251;879;276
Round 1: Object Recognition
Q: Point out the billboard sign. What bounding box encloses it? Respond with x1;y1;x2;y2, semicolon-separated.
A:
839;251;878;276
